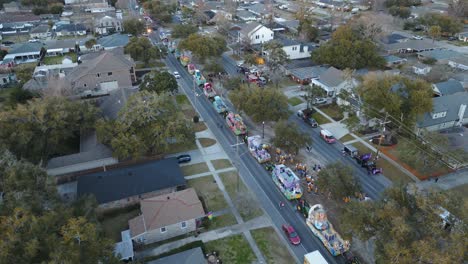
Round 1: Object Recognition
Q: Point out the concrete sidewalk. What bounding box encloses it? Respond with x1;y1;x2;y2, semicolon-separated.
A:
416;168;468;191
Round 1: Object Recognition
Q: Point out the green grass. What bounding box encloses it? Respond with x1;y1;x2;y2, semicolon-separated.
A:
219;171;263;222
211;159;233;170
319;103;344;121
142;241;205;262
181;162;210;176
198;138;217;148
187;175;228;212
204;234;256;264
287;96;303;106
0;88;15;107
43;53;77;65
251;227;294;264
99;207;140;242
164;140;197;155
340;134;355;143
450;184;468;197
176;94;189;105
205;213;238;231
312;112;331;125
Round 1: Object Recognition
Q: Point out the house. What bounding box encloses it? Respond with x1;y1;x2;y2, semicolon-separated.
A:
238;22;274;45
2;42;43;64
44;37;90;55
448;56;468;71
0;12;40;26
66;49;136;96
416;91;468;133
128;188;205;244
289;66;328;84
276;37;315;60
77;158;186;209
452;73;468;89
417;49;461;63
311;67;355;97
383;55;407;67
94;14;122;35
246;3;269;17
384;39;439;54
380;33;408;44
3;1;20;12
236;10;258;22
458;32;468;42
95;33;129;50
276;19;300;34
146;247;206;264
432;80;464;97
114;230;134;261
30;24;51;39
54;23;87;37
0;73;16;87
412;63;431;75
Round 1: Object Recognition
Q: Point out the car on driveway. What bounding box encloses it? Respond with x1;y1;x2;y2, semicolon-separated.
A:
313;97;327;105
282;224;301;245
173;71;181;79
412;35;423;40
177;154;191;163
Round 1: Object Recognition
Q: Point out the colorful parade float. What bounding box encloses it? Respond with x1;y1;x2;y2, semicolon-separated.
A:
179;53;190;67
271;164;302;200
225;112;247;136
213;96;228;114
194;70;206;86
247;136;271;163
203;82;217;99
187;63;196;75
306;204;350;256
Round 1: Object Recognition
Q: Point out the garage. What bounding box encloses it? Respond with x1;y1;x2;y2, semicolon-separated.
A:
99;81;118;92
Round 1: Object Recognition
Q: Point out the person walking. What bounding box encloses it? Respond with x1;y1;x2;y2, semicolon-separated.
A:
435;177;439;183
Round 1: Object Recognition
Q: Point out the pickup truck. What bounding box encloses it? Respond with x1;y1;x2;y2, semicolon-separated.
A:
297;109;318;127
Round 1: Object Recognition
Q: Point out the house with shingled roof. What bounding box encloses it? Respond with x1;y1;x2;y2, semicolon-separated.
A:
311;66;356;97
238;22;274;45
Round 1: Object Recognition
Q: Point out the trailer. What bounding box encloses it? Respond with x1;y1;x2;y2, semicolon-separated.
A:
271;164;303;200
304;251;328;264
320;129;336;143
247;135;271;163
203;82;217;98
226;112;247;136
213;96;228;114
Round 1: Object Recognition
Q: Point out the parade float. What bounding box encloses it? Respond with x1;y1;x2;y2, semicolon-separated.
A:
194;69;206;86
225;112;247;136
168;41;177;53
247;136;271;163
306;204;350;256
213;96;228;114
180;54;190;67
271;164;302;200
174;49;181;59
203;82;217;99
187;63;196;75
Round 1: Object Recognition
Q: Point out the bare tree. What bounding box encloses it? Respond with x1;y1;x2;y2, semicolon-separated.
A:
448;0;468;19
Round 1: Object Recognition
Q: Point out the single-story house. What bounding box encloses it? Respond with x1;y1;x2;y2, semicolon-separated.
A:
146;247;206;264
114;230;134;261
77;158;186;209
2;42;43;64
128;188;205;244
432;80;465;97
417;91;468;133
289;66;328;84
452;73;468;89
0;12;41;25
30;24;51;39
276;19;300;34
44;37;90;55
236;10;258;22
380;33;408;44
383;55;407;67
311;66;356;97
95;33;129;50
412;63;431;75
247;3;268;17
54;23;87;37
448;56;468;71
418;49;461;63
384;39;440;54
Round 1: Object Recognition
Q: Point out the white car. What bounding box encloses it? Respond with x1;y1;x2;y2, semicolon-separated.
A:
173;71;181;79
412;35;423;40
314;98;327;105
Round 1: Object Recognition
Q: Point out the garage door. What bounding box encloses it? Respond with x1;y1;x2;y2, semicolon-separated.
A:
99;81;118;92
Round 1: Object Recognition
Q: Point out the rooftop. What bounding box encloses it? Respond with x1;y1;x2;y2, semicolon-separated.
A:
418;49;461;60
385;39;439;52
97;33;129;48
0;12;40;23
289;66;328;80
7;42;43;54
77;158;186;204
30;24;50;34
433;80;465;96
318;66;345;87
418;92;468;128
146;247;205;264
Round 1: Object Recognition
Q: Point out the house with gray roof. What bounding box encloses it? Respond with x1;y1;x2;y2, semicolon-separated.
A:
236;10;258;22
2;42;43;64
417;91;468;133
246;3;268;17
452;73;468;89
289;65;328;84
384;39;440;54
383;55;407;67
238;22;274;45
432;80;465;97
311;66;356;97
277;20;300;34
447;56;468;71
54;23;87;37
146;247;205;264
418;49;461;63
96;33;129;50
29;24;51;39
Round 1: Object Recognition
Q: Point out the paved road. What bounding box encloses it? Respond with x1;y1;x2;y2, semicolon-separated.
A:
165;54;347;264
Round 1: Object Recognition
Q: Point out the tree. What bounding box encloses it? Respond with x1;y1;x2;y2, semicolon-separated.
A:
178;34;226;61
357;73;433;128
0;97;98;163
229;85;289;122
264;40;289;87
243;53;257;66
144;0;175;23
13;63;35;83
221;76;242;90
96;91;195;160
203;60;224;74
340;186;467;263
124;37;160;66
123;18;145;36
8;86;37;106
448;0;468;19
298;18;319;42
0;49;7;60
312;25;385;69
302;84;326;109
49;4;63;14
171;24;198;39
140;71;178;94
315;162;361;201
272;120;311;154
85;38;97;49
388;6;411;18
428;25;442;42
419;13;463;36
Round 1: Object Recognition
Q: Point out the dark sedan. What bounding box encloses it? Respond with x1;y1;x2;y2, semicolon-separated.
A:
177;154;191;163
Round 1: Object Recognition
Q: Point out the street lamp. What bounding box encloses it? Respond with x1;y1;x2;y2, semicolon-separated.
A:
262;121;265;139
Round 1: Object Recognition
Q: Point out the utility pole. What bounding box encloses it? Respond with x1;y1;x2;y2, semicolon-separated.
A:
376;112;391;157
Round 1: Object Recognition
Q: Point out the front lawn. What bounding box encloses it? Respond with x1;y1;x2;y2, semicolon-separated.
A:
287;96;303;106
187;175;228;212
99;207;141;242
204;213;238;231
340;133;355;143
204;234;257;264
312;112;331;125
251;227;294;264
43;53;77;65
176;94;189;105
198;138;216;148
211;159;233;170
181;162;209;176
318;103;344;121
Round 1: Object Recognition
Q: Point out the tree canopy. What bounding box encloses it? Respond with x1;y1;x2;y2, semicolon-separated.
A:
229;85;289;122
124;37;161;66
178;34;226;61
222;76;242;90
0;97;98;163
96;91;194;160
340;186;467;263
357;73;433;128
144;0;175;23
298;18;319;42
171;24;198;39
388;6;411;18
140;71;178;94
264;40;289;87
85;38;97;49
273;120;311;154
418;13;463;36
123;18;145;36
315;162;361;201
312;25;385;70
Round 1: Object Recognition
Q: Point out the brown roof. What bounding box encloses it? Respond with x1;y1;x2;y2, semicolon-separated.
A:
0;12;40;23
129;188;205;238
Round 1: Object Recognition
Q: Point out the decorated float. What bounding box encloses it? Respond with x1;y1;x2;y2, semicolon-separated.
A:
194;69;206;86
187;63;196;75
203;82;217;99
225;112;247;136
247;136;271;163
213;96;228;114
271;164;302;200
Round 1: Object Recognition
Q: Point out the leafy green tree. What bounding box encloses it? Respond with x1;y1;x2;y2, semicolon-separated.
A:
298;18;319;42
85;38;97;49
229;85;289;122
8;86;38;106
13;63;35;83
272;120;311;154
315;163;361;201
171;24;198;39
96;91;195;160
203;60;224;74
222;76;242;90
428;25;442;42
140;71;178;94
385;0;421;7
264;40;289;87
312;25;385;69
123;18;145;36
388;6;411;18
302;84;326;109
419;13;463;36
243;53;257;66
0;97;98;163
124;37;160;66
341;186;467;263
178;34;226;61
0;49;7;60
144;0;175;23
49;4;63;14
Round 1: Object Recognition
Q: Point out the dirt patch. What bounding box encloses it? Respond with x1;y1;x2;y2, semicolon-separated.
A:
199;137;217;148
194;122;207;132
251;227;295;264
181;162;209;176
211;159;233;170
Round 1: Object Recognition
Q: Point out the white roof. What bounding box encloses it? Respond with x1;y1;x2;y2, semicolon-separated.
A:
320;129;333;137
304;251;328;264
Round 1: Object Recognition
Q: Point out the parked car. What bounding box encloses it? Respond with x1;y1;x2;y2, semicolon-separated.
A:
173;71;181;79
313;98;327;105
448;36;457;41
297;109;318;127
412;35;423;40
282;224;301;245
177;154;191;163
